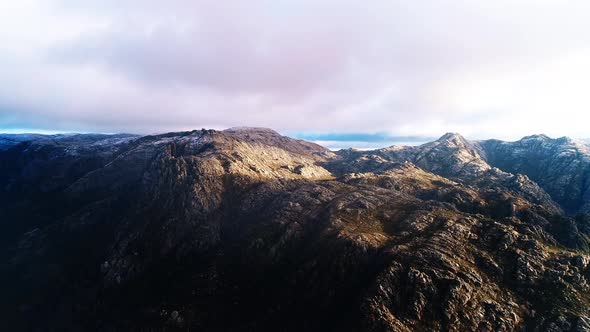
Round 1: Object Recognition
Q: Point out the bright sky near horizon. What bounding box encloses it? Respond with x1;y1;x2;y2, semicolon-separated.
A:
1;0;590;144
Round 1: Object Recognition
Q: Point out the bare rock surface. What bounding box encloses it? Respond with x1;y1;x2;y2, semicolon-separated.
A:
1;129;590;331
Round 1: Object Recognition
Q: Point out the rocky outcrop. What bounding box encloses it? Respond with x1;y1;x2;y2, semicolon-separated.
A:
2;129;590;331
329;133;562;215
477;135;590;214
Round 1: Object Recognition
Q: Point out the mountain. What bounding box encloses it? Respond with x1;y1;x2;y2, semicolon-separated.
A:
0;133;137;151
332;133;563;214
477;135;590;214
0;134;49;150
1;129;590;331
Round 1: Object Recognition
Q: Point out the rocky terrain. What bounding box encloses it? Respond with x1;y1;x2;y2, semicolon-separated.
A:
477;135;590;214
1;128;590;331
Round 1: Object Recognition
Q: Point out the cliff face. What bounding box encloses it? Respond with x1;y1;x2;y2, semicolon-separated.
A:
2;129;590;331
476;135;590;214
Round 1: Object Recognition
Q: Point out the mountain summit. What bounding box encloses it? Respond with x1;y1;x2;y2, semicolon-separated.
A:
436;132;468;144
2;129;590;331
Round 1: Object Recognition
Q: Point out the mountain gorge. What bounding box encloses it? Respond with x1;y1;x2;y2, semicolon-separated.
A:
2;128;590;331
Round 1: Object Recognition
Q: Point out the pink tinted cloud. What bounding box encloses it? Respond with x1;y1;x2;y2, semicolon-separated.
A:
2;0;590;138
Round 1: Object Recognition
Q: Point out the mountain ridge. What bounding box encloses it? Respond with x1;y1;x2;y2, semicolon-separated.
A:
2;129;589;215
2;128;590;331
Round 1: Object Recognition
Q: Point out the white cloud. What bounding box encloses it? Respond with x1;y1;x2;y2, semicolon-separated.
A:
0;0;590;140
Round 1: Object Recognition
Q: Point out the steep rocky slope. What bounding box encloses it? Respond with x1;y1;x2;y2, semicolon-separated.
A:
0;133;138;248
477;135;590;214
332;133;562;214
2;129;590;331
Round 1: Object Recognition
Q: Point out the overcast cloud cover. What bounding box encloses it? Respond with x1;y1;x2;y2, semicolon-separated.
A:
1;0;590;142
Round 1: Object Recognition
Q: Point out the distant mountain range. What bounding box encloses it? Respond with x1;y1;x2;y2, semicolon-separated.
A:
2;128;590;331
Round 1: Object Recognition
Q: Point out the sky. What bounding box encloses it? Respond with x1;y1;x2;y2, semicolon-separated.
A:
1;0;590;147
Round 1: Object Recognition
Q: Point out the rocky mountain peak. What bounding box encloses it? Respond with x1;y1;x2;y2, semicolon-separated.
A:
520;134;553;144
517;134;587;150
556;136;574;144
438;132;464;140
223;126;280;135
436;132;469;146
